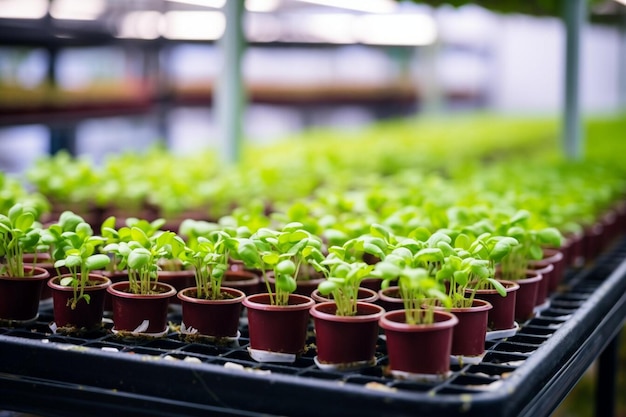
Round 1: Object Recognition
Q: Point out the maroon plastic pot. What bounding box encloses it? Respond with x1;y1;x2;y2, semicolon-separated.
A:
48;274;111;330
379;309;457;377
223;270;261;296
311;287;378;304
22;252;59;301
158;269;196;305
360;277;384;292
0;266;50;323
511;270;542;322
530;249;565;293
107;281;176;335
530;263;554;307
469;280;519;331
243;293;315;361
102;270;129;312
177;286;245;338
377;286;404;312
440;299;492;357
310;301;384;367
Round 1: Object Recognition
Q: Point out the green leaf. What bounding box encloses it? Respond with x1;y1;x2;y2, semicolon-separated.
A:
64;254;82;268
317;280;337;295
275;273;297;293
15;212;35;232
128;248;151;269
85;254;111;271
60;277;74;286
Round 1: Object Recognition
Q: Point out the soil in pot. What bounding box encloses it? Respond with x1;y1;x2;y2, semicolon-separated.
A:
379;309;458;380
243;293;315;363
48;274;111;332
107;281;177;337
0;266;50;325
177;286;245;341
310;301;384;371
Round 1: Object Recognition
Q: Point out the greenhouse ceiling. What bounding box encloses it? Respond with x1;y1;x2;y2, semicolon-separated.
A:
0;0;622;47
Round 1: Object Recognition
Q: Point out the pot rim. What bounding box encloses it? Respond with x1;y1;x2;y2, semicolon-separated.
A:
48;274;111;291
106;280;177;299
309;301;384;323
0;265;50;281
467;279;520;295
177;286;245;304
311;287;378;304
224;269;261;283
379;309;458;331
243;292;315;311
433;298;493;313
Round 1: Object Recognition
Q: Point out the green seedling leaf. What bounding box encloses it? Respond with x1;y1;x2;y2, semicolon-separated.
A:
85;254;111;271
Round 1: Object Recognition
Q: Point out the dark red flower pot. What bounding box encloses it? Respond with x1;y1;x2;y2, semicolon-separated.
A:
444;299;492;357
48;274;111;330
243;293;315;361
360;277;385;292
377;286;404;312
102;270;129;312
469;280;519;331
223;270;262;296
310;301;384;368
22;252;60;301
530;249;565;293
511;270;542;322
379;309;457;377
107;281;176;335
530;263;553;307
177;286;245;339
158;269;195;305
311;287;378;304
0;266;50;323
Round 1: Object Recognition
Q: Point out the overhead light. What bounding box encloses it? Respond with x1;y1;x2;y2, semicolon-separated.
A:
246;0;281;13
354;13;437;46
614;0;626;5
0;0;48;19
245;13;282;42
50;0;105;20
118;11;162;40
296;0;396;14
296;13;355;44
165;0;226;8
162;10;225;40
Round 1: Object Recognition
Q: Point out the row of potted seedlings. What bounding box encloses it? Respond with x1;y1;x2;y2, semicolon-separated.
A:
1;200;592;380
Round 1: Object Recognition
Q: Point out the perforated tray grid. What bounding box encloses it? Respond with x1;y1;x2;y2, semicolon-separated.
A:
1;239;626;417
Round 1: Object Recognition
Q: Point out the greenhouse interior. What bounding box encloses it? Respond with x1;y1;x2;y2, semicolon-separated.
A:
1;0;626;416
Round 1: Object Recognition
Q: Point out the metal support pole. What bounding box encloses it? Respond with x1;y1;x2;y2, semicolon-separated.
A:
595;331;621;417
562;0;586;160
215;0;245;164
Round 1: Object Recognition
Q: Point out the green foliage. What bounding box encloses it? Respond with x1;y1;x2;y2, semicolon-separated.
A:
45;212;110;309
103;225;185;295
0;203;43;277
233;222;324;306
178;219;238;300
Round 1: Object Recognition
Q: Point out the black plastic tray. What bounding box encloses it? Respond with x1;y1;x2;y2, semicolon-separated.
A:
2;239;626;417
